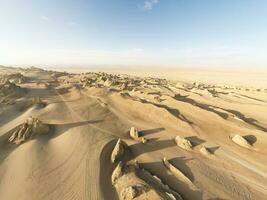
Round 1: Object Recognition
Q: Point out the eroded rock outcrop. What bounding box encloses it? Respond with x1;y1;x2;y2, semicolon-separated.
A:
231;134;251;149
174;136;192;150
129;127;139;139
0;73;28;84
111;139;125;163
112;161;124;185
163;157;192;185
0;81;25;104
120;184;149;200
137;166;183;200
8;117;49;145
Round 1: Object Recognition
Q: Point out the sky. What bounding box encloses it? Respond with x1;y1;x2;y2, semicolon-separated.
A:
0;0;267;68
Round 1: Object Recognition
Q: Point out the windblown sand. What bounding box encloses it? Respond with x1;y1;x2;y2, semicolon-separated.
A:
0;66;267;200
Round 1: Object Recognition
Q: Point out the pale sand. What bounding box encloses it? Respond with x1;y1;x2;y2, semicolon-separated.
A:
0;66;267;200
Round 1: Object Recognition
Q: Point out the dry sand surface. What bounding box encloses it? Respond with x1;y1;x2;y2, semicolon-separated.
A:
1;65;267;200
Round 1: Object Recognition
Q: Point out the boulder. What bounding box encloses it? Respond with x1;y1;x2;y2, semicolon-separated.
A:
130;127;139;139
174;136;192;150
231;134;251;149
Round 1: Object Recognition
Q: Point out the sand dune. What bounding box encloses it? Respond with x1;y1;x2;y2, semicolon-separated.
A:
1;66;267;199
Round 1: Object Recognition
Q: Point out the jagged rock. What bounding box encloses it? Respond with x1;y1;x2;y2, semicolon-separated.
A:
163;157;192;184
120;184;149;200
0;81;25;100
8;117;49;145
174;136;192;150
111;139;125;163
166;192;177;200
112;161;124;185
130;127;139;139
138;167;183;200
231;134;251;149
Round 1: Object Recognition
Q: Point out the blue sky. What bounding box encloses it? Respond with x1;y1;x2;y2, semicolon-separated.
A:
0;0;267;68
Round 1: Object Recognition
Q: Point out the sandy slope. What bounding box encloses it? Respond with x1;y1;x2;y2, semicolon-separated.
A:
0;66;267;200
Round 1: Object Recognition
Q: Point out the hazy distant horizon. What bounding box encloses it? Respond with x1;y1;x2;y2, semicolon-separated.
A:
2;64;267;73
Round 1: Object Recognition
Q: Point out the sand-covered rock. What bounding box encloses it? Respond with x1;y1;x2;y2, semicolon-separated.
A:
174;136;192;150
231;134;251;149
130;127;139;139
120;184;149;200
138;167;183;200
112;161;124;185
0;80;25;104
111;139;125;163
0;73;28;84
163;157;192;184
8;117;50;144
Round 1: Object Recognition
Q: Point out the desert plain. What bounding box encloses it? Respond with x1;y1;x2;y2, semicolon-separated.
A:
0;65;267;200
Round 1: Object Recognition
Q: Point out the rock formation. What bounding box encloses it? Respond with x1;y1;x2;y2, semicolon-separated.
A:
0;73;28;84
111;161;124;185
111;139;125;163
120;184;149;200
0;80;25;104
8;117;49;145
231;134;252;149
129;127;139;139
163;157;192;185
174;136;192;150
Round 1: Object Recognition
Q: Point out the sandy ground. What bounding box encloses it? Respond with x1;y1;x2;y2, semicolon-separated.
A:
0;66;267;200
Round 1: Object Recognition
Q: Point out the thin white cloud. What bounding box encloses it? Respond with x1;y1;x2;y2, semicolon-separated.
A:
41;15;49;21
67;21;79;27
0;48;146;66
142;0;159;11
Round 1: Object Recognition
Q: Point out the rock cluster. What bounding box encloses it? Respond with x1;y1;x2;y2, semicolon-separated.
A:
0;73;28;84
79;72;170;92
0;81;25;104
120;184;149;200
8;117;50;144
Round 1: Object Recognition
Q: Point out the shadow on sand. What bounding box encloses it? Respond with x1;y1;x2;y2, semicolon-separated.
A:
139;127;165;136
0;120;103;165
140;158;203;200
129;139;176;159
